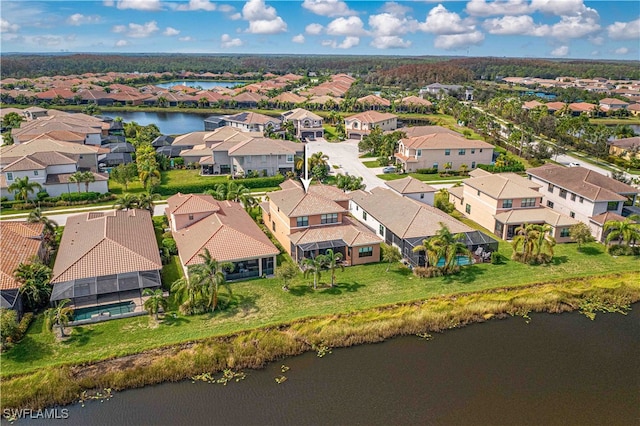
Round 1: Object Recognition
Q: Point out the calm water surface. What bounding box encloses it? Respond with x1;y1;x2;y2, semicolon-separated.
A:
28;306;639;426
102;111;213;135
154;81;244;90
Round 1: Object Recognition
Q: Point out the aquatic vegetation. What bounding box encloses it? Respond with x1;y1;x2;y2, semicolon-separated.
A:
416;332;433;340
78;388;114;407
191;369;246;385
275;375;287;384
281;365;290;373
579;295;631;320
313;344;332;358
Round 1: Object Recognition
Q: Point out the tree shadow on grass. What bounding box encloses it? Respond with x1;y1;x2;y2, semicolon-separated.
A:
63;326;101;347
551;255;568;266
288;284;315;297
391;266;412;277
320;281;365;295
161;313;190;327
578;246;603;256
443;265;485;284
3;336;53;364
219;293;260;318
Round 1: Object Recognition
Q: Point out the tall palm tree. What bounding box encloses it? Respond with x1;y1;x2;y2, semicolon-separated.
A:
45;299;74;337
302;256;326;290
68;171;84;193
136;192;160;214
413;223;470;274
80;171;95;192
532;224;556;260
225;182;256;210
308;151;329;171
8;176;42;202
189;248;234;312
321;249;344;287
138;163;161;191
113;193;139;210
15;261;52;311
171;275;203;309
142;288;167;320
511;223;537;263
604;215;640;247
412;236;442;269
27;207;58;247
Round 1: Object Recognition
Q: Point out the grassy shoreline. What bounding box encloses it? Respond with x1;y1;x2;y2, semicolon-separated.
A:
1;272;638;410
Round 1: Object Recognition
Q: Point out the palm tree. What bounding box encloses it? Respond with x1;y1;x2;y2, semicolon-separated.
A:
604;215;640;247
381;243;402;272
7;176;42;202
308;151;329;171
532;224;556;261
136;192;160;214
413;223;470;274
68;171;84;193
27;207;59;255
321;249;344;287
45;299;74;337
171;275;203;309
113;193;139;210
412;236;442;269
138;163;161;191
142;288;167;320
80;171;95;192
302;256;326;290
225;182;256;210
511;223;538;263
15;261;52;311
189;248;234;312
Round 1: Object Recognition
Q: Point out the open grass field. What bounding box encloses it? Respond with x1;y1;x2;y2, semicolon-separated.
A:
2;240;638;379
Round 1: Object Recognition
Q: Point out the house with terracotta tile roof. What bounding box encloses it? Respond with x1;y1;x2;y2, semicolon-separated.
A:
213;111;281;133
397;96;432;112
50;209;163;322
385;176;436;206
166;193;279;280
261;181;381;265
281;108;324;140
357;94;391;109
448;169;578;242
526;164;639;238
344;111;398;140
599;97;629;111
0;137;100;171
394;130;493;173
349;187;497;267
608;136;639;160
0;222;46;315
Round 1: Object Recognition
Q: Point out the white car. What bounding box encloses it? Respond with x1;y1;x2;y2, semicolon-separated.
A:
568;162;580;167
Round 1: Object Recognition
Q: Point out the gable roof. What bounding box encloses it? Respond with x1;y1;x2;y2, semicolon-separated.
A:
494;208;578;227
0;222;44;290
228;137;303;156
609;136;640;149
225;111;278;126
268;184;346;217
51;209;162;284
166;193;220;215
289;216;381;247
282;108;322;121
527;164;637;202
385;176;436;195
401;132;493;150
465;173;542;199
345;110;397;124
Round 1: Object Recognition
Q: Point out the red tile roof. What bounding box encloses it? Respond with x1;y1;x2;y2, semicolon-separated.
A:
0;222;45;290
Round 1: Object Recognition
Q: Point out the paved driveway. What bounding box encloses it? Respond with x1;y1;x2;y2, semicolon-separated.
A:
306;138;386;189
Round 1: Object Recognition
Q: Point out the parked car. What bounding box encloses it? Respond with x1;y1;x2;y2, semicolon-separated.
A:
568;162;580;167
382;166;396;174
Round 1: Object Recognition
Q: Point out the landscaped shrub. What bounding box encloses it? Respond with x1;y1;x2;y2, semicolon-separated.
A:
155;175;285;196
415;168;438;174
477;163;525;173
413;266;443;278
490;252;504;264
162;238;177;256
36;191;49;200
607;245;640;256
59;191;101;202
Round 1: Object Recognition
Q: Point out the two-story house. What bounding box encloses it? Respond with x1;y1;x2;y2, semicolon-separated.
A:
281;108;324;140
448;169;578;242
345;111;398;140
223;111;281;133
394;132;494;173
222;137;303;177
166;193;279;280
385;176;436;206
261;180;381;265
349;187;498;266
526;164;639;239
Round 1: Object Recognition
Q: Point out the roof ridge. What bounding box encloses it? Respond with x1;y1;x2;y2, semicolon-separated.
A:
51;235;106;283
401;206;423;239
183;224;226;265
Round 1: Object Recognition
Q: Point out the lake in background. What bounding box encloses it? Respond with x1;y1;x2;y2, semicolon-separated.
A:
154;81;244;90
102;111;214;135
26;306;639;426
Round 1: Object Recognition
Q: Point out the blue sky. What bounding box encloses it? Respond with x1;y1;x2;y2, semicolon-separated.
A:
1;1;638;59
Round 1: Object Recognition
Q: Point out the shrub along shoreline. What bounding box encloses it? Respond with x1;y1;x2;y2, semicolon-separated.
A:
1;272;637;411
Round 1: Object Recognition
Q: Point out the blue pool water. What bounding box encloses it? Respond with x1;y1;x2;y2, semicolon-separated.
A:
74;301;136;321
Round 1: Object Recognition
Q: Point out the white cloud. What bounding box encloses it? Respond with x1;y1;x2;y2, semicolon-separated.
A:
305;23;324;35
301;0;356;18
292;34;305;43
112;21;159;38
332;36;360;49
370;35;411;49
607;19;640;40
420;4;474;35
66;13;101;26
369;13;416;36
550;45;569;57
103;0;115;6
614;47;629;55
326;16;367;36
380;2;412;17
588;35;604;46
163;27;180;36
230;13;242;20
218;4;235;13
241;0;287;34
434;31;484;50
465;0;530;17
113;0;162;11
483;15;549;36
530;0;587;17
0;19;19;33
221;33;243;48
176;0;217;11
179;36;194;42
115;39;130;47
549;13;600;39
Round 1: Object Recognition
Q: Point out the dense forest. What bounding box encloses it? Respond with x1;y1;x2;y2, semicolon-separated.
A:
1;54;638;82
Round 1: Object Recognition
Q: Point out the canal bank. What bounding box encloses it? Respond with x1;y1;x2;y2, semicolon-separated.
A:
2;272;638;412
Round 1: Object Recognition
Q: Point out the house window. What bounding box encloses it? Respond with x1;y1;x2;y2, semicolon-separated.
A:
272;221;276;231
34;170;39;176
433;163;438;169
521;198;536;207
570;193;576;201
471;149;475;154
444;149;450;156
261;155;267;162
321;213;338;224
559;189;567;199
471;161;476;168
547;183;554;193
286;155;294;163
416;149;422;157
296;216;308;227
579;197;584;203
420;193;424;199
547;201;554;208
363;211;367;220
477;190;481;196
479;149;483;153
502;199;513;208
465;204;471;214
379;224;385;236
188;214;194;220
358;246;373;257
570;211;575;218
246;156;252;163
6;172;13;181
560;227;570;238
607;201;619;211
458;149;466;155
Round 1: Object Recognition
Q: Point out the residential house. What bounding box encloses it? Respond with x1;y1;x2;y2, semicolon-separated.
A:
345;111;398;140
628;103;640;117
261;180;382;264
394;131;493;173
419;83;473;101
448;169;578;242
349;187;498;266
0;137;100;171
385;176;436;206
281;108;324;140
526;164;639;238
166;193;279;280
220;137;304;177
224;111;281;133
599;98;629;111
0;222;46;316
608;136;639;160
50;210;163;323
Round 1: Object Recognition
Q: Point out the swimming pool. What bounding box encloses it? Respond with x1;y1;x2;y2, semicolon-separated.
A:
73;301;136;321
436;256;473;267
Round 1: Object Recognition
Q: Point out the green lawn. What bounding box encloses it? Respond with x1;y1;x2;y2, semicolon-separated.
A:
109;169;229;195
362;160;380;168
377;173;465;183
2;240;637;377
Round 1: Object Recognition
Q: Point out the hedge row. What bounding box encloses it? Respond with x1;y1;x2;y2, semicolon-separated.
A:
154;175;285;196
415;168;438;175
477;163;525;173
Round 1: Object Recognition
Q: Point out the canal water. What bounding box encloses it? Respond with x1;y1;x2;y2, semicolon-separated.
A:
27;306;639;425
154;81;244;90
